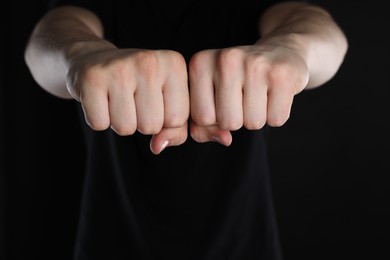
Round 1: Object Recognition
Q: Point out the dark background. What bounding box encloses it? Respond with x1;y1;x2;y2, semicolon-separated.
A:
1;1;389;260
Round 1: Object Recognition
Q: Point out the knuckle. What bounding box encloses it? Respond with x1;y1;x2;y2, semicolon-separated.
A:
111;124;136;136
189;51;208;75
267;115;289;127
217;48;242;71
134;50;159;76
137;122;162;135
175;127;189;144
88;119;110;131
244;55;267;75
189;123;203;143
82;64;105;85
218;118;242;131
191;114;215;126
165;50;185;65
165;51;187;77
165;113;187;128
244;120;265;130
268;63;293;85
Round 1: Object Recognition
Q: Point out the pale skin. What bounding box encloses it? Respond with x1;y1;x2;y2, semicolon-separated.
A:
24;1;348;155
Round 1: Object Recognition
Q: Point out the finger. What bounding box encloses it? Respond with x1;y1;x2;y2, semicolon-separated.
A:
189;119;232;146
108;83;137;136
163;54;189;129
267;84;294;127
189;51;217;126
243;73;267;130
134;82;164;135
215;81;243;131
215;62;243;131
80;83;110;131
150;124;188;155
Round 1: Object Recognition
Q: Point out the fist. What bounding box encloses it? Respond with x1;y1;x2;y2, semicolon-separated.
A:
66;48;190;154
188;44;309;145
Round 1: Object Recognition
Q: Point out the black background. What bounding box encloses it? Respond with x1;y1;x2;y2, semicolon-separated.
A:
1;1;389;260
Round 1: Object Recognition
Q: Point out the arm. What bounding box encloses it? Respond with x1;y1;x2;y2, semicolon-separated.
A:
24;6;113;99
259;1;348;88
24;6;190;154
189;1;348;145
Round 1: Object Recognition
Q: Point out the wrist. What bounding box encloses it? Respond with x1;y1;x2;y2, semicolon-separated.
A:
256;32;311;63
65;38;117;64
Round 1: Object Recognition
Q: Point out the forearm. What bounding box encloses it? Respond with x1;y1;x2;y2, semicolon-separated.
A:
24;6;115;99
259;2;348;89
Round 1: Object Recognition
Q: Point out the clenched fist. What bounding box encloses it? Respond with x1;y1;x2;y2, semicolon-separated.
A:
66;48;190;154
189;43;309;146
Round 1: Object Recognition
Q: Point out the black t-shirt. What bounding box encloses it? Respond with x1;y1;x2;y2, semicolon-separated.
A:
46;1;306;259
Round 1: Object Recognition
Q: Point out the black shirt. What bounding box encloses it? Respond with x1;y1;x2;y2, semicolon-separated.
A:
46;1;304;259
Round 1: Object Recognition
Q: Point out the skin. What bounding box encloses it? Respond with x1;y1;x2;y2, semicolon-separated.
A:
24;1;348;155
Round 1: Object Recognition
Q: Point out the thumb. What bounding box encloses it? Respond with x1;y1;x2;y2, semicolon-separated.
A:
189;119;232;147
149;123;188;155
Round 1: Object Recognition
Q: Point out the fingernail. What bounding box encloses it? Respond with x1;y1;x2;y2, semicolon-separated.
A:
211;135;221;143
159;140;169;153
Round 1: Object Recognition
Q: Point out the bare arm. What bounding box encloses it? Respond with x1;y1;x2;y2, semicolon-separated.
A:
24;6;116;99
24;6;190;154
189;1;348;145
259;1;348;89
24;2;348;149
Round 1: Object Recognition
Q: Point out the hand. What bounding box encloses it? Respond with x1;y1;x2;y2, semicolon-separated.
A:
188;41;310;145
66;48;189;154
